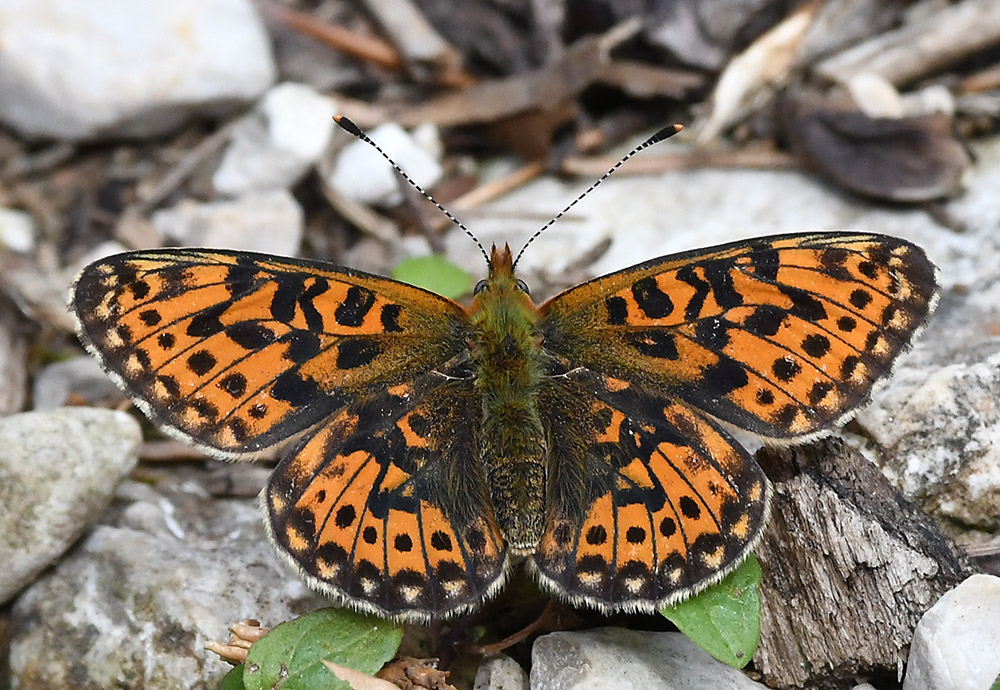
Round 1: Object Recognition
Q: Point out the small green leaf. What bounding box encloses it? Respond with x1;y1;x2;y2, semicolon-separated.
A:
661;554;762;668
991;671;1000;690
392;255;472;298
219;665;246;690
243;608;403;690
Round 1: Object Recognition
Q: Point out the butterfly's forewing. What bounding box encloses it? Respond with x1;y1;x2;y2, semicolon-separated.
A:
70;250;469;456
533;232;936;610
265;371;508;620
540;233;938;440
531;370;768;611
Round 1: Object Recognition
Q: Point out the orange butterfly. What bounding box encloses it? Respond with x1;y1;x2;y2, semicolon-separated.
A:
70;123;938;622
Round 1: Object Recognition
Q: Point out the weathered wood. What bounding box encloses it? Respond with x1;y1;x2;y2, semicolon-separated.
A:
753;438;973;689
815;0;1000;87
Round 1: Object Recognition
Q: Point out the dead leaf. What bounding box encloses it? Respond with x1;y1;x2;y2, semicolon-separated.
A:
697;0;823;143
779;94;973;201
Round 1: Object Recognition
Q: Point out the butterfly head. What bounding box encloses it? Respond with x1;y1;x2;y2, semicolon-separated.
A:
473;244;531;302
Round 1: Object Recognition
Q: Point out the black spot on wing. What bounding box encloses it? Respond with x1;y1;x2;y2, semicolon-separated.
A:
743;305;786;337
187;302;229;337
336;286;377;328
631;277;674;319
694;318;730;351
380;304;403;333
299;278;330;331
780;286;827;322
801;333;831;358
226;322;277;350
700;357;749;397
337;339;380;369
749;246;780;281
270;276;304;323
219;373;247;398
187;350;217;376
702;259;743;310
284;331;322;364
271;371;320;407
606;296;628;325
626;330;679;360
139;309;161;326
772;357;800;382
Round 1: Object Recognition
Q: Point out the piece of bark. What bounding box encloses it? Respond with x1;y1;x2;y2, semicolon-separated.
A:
358;0;468;86
0;295;28;415
814;0;1000;87
594;61;706;100
258;0;401;73
795;0;908;66
753;437;974;689
360;18;642;130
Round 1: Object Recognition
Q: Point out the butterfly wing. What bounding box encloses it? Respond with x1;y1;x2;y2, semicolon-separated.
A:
70;249;470;456
532;370;768;611
533;232;937;610
539;232;938;440
265;371;508;621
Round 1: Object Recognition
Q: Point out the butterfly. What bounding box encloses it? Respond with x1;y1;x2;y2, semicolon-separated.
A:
69;120;938;622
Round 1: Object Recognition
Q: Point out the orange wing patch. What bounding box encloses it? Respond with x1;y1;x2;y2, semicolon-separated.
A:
533;371;769;612
265;376;508;621
70;249;469;454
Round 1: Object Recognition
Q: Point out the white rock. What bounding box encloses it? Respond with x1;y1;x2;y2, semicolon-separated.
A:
0;0;275;141
851;351;1000;530
33;355;125;409
531;629;767;689
473;655;529;690
153;190;304;256
213;82;337;196
0;408;142;604
0;208;36;253
9;472;326;688
903;574;1000;690
328;122;443;207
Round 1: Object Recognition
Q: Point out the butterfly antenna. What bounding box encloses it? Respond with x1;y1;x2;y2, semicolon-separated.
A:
512;124;684;270
334;115;490;266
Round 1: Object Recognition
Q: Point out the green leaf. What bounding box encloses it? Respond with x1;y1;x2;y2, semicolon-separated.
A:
243;608;403;690
991;671;1000;690
219;665;246;690
392;255;472;298
661;554;762;668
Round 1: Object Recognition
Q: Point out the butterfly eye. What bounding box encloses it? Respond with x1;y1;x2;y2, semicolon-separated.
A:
516;279;530;295
474;279;488;295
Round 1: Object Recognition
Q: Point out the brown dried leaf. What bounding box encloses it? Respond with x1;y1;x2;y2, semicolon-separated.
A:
779;95;972;202
697;0;822;143
375;657;456;690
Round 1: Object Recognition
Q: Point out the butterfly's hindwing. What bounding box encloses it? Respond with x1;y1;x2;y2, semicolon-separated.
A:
540;233;938;440
532;368;769;611
70;249;470;455
265;369;509;621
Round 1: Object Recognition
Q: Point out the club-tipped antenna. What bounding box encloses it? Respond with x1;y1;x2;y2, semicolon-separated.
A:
334;115;490;266
511;124;684;270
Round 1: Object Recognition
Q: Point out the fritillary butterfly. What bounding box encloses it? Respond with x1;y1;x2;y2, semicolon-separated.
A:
70;123;938;621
